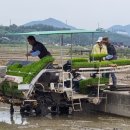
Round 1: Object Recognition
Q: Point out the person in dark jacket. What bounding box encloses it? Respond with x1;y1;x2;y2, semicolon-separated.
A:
26;36;51;59
102;37;117;90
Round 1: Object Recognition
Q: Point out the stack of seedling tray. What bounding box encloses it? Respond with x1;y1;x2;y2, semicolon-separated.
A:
72;55;130;69
0;56;54;98
79;77;109;94
71;55;130;94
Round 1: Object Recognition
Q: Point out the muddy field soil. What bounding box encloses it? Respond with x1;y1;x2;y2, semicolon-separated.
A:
0;103;129;130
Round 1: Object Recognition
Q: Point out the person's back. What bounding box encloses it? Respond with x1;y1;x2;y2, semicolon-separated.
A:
106;43;117;60
32;41;51;59
102;37;117;60
102;37;117;89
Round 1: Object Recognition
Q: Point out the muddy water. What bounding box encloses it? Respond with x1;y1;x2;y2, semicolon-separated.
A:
0;103;130;130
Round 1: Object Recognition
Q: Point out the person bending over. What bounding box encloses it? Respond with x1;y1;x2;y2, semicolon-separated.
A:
26;35;51;59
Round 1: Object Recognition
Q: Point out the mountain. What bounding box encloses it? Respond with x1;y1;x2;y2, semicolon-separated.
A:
107;24;130;35
23;18;76;29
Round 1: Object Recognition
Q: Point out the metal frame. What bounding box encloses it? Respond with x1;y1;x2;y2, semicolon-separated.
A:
8;30;105;105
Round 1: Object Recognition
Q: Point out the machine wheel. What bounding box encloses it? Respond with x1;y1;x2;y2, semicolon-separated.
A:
20;106;25;113
35;101;49;116
35;106;41;116
20;104;32;114
40;102;49;116
51;105;59;115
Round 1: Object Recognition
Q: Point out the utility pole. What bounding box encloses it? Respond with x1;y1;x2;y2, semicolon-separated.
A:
66;20;68;25
97;22;100;29
10;19;12;26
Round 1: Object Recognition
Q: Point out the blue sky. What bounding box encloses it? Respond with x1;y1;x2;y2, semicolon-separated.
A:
0;0;129;29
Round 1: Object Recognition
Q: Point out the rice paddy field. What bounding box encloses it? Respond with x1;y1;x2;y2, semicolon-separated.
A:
0;43;89;65
0;43;130;130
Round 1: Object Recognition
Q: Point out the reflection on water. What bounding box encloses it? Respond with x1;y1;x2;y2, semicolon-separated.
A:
0;106;28;125
0;103;130;130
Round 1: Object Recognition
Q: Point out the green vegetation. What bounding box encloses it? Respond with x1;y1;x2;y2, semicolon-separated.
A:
79;78;109;94
72;60;113;69
0;56;54;98
7;56;54;83
72;62;95;68
0;24;70;43
1;24;130;46
111;59;130;65
72;59;130;69
0;81;23;98
72;58;88;62
90;54;107;61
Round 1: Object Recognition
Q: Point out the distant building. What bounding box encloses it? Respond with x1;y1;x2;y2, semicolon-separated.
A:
116;31;129;36
96;28;106;32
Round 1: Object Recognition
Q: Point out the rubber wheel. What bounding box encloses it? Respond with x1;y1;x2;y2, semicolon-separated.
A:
51;105;58;115
39;102;49;116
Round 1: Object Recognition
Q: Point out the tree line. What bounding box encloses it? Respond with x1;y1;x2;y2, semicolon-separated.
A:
0;24;130;46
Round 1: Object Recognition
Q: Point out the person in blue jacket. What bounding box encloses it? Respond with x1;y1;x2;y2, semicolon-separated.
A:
26;35;51;59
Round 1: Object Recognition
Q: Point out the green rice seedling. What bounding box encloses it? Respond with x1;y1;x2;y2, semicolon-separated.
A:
71;58;88;62
111;59;130;65
90;54;107;61
99;61;112;67
72;62;99;69
79;77;109;94
7;56;54;83
72;60;112;69
7;63;23;70
0;81;23;98
80;77;109;86
1;56;54;98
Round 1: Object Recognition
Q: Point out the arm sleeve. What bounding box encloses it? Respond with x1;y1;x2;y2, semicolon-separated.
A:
31;50;40;57
105;55;113;60
109;45;116;55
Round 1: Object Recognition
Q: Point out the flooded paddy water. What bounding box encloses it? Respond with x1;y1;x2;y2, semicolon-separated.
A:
0;103;130;130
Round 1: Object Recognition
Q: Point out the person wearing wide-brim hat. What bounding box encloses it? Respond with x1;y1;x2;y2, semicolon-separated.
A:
91;37;108;55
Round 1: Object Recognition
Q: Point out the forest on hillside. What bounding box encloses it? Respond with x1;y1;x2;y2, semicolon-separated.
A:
0;24;130;46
